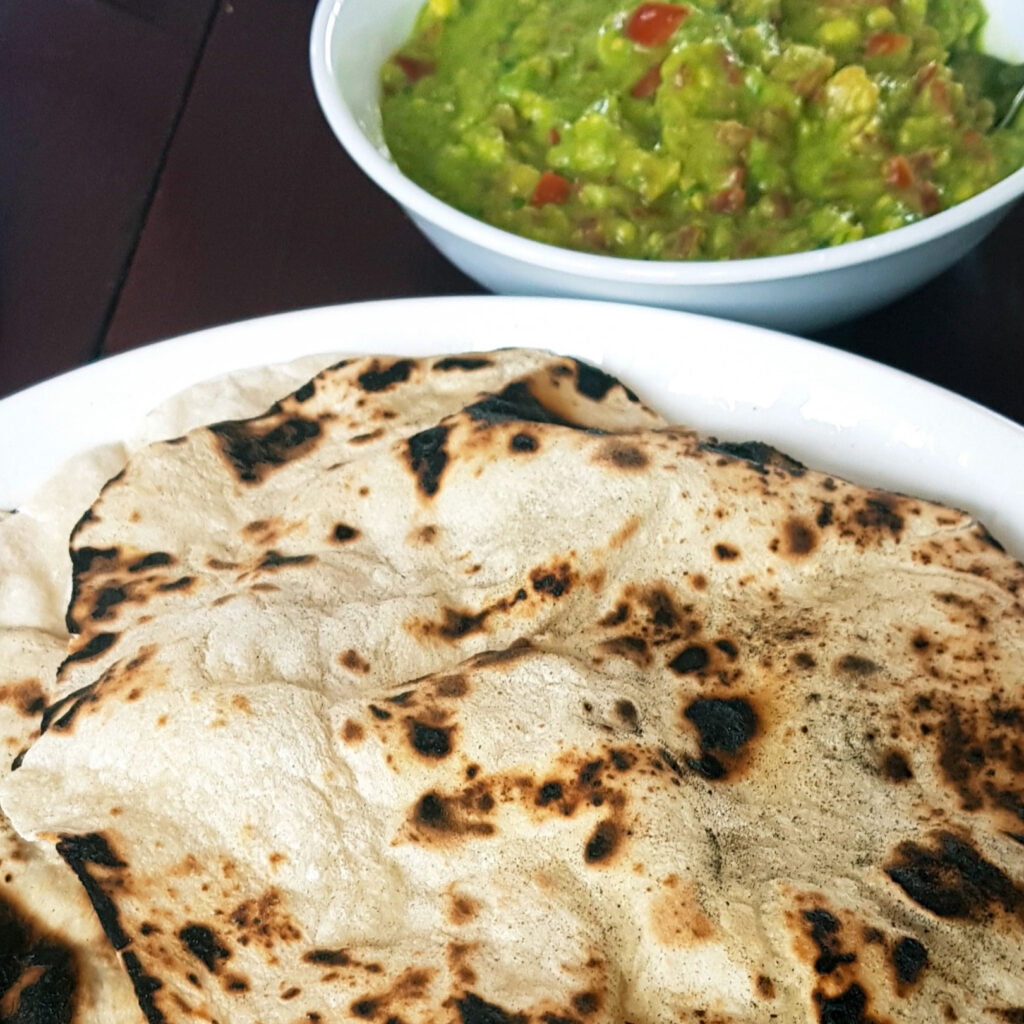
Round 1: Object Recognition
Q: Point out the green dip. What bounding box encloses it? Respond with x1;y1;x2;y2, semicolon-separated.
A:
379;0;1024;260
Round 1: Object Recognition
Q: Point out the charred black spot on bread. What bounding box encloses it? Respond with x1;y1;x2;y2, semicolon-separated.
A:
531;564;573;598
128;552;174;572
882;750;914;782
369;705;392;721
210;416;322;484
817;502;834;528
259;551;315;569
510;432;539;453
43;682;99;734
571;359;626;402
614;699;640;731
972;523;1006;551
714;544;739;561
415;792;447;828
838;655;879;676
55;833;129;950
885;830;1024;920
433;356;494;371
812;983;876;1024
0;889;78;1024
121;950;166;1024
409;720;452;758
715;639;738;660
699;439;806;476
669;645;708;675
157;575;194;592
351;998;378;1017
407;425;450;497
803;909;855;975
332;524;359;543
457;992;527;1024
584;821;619;864
293;381;316;403
537;781;564;806
684;698;758;781
572;992;599;1015
892;936;928;985
304;949;351;966
179;924;231;971
466;382;579;428
62;632;117;670
357;359;414;392
855;497;904;536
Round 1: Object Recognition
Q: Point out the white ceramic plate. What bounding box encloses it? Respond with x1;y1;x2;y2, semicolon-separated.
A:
2;296;1022;556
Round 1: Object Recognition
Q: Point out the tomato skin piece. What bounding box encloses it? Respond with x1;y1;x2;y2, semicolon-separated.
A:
394;55;436;81
531;171;572;206
864;32;910;57
884;155;914;189
624;3;688;47
630;62;663;99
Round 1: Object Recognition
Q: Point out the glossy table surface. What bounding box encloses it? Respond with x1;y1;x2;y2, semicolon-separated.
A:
2;0;1022;425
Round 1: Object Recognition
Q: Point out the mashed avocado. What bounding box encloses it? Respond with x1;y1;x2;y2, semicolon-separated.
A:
380;0;1024;260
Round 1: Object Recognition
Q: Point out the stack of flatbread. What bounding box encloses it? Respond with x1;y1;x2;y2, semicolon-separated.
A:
0;349;1021;1024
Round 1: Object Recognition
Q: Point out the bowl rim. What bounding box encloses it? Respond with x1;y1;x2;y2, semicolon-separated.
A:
309;0;1024;285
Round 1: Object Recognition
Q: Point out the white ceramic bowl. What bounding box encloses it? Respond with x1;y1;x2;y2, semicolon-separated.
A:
310;0;1024;332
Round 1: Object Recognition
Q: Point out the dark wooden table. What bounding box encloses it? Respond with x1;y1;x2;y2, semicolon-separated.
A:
3;0;1023;424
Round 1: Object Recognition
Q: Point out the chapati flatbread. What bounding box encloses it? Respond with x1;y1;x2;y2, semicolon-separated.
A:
1;350;1022;1024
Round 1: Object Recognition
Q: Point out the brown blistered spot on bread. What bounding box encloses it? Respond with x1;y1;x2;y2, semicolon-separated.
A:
433;356;494;372
446;888;481;926
357;359;415;392
407;425;450;497
209;415;323;485
0;677;46;718
228;889;303;952
682;697;759;781
649;876;716;946
340;649;371;674
906;690;1023;832
597;442;648;471
178;924;231;972
885;829;1024;922
341;719;365;744
837;655;880;677
348;966;435;1021
756;975;776;1000
258;551;315;570
782;518;818;557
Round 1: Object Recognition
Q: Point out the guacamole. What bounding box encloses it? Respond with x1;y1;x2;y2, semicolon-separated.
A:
379;0;1024;260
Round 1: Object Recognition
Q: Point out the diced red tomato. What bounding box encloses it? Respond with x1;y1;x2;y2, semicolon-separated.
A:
624;3;688;47
531;171;572;206
864;32;910;57
708;184;746;214
630;62;663;99
884;155;914;189
394;55;435;82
